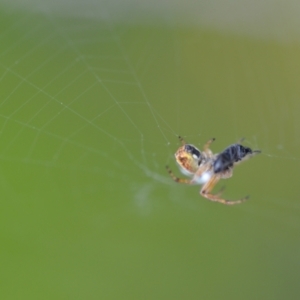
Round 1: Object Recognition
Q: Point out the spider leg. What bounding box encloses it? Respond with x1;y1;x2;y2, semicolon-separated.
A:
200;175;248;205
193;163;212;179
178;135;186;145
203;138;215;156
166;166;193;184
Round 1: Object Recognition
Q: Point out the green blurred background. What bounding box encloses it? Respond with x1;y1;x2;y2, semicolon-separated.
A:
0;1;300;299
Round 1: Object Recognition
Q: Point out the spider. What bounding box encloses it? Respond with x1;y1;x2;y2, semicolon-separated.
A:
166;136;261;205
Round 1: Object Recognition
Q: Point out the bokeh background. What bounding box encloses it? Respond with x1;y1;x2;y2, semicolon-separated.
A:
1;1;300;299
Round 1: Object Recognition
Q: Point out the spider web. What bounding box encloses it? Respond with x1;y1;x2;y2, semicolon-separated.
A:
1;1;300;299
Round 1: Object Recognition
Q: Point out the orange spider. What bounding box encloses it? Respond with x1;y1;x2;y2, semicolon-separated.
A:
166;136;260;205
